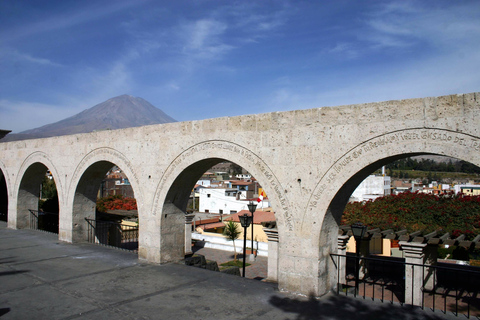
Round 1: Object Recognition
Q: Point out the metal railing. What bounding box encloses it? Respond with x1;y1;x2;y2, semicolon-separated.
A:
85;218;138;251
331;253;480;318
28;209;59;234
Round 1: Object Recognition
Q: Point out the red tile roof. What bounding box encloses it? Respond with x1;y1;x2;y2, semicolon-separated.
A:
224;210;276;225
198;222;226;230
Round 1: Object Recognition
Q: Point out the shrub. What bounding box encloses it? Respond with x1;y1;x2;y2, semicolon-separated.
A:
342;192;480;239
96;195;137;212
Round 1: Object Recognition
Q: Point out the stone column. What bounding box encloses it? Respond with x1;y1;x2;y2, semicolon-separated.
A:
263;226;279;282
423;244;438;291
184;214;195;255
399;241;427;306
337;235;350;286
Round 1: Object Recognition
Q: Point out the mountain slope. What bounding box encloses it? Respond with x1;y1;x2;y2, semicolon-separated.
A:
2;95;176;141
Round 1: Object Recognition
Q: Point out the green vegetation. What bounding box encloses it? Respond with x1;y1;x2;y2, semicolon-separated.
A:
41;175;57;199
380;157;480;182
223;220;241;261
39;175;58;212
387;157;480;174
342;192;480;240
220;260;250;269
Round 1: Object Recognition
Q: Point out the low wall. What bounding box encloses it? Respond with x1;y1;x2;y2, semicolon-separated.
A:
192;232;268;256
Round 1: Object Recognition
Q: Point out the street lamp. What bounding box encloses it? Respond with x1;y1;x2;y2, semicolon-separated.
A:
247;201;257;261
239;213;253;277
351;222;367;296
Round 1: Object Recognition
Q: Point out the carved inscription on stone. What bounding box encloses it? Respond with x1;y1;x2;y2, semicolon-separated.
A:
72;148;138;190
309;129;480;210
22;152;63;193
156;141;294;231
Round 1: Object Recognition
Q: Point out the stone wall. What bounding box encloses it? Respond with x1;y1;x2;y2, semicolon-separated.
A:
0;92;479;296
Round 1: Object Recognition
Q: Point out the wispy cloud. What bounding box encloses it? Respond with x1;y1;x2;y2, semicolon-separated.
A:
2;48;63;67
362;1;480;50
180;19;234;61
1;1;149;43
326;43;360;60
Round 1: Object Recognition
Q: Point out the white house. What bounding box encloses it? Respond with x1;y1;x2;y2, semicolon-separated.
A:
350;175;391;202
454;184;480;196
196;179;211;187
198;187;270;214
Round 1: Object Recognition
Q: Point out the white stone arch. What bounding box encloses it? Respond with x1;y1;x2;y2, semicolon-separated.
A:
304;128;480;296
66;147;142;243
0;159;10;193
0;159;10;223
147;140;290;265
13;152;63;230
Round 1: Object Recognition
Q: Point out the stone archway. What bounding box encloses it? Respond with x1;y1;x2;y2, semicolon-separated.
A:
68;148;142;244
14;152;62;230
0;164;9;222
305;128;480;296
148;140;289;274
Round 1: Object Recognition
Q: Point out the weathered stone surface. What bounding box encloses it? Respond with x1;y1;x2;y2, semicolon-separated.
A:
0;92;479;297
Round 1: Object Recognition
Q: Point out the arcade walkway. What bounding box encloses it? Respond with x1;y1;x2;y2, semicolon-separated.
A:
0;222;457;320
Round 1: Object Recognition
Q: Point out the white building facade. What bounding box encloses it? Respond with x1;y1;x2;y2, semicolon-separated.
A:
350;175;391;202
198;187;270;214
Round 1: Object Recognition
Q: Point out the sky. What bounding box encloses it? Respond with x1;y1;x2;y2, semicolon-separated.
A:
1;0;480;133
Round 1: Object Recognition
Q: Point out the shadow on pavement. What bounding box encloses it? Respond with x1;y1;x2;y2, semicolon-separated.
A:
0;270;29;277
269;293;450;320
0;308;10;316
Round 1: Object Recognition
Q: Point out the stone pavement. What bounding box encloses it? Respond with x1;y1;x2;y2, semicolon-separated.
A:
191;246;268;280
0;222;459;320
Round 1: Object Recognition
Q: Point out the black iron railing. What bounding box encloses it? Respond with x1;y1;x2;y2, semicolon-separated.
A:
85;218;138;251
331;253;480;318
28;209;59;234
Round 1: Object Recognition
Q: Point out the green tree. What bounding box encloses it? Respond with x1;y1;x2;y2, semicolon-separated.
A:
223;220;241;261
41;176;57;199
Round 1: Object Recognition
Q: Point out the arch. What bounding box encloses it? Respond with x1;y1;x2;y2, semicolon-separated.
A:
15;152;62;230
0;162;9;222
305;128;480;295
68;148;142;243
148;140;289;264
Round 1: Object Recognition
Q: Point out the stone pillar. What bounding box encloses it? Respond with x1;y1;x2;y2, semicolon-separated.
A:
337;235;350;286
263;226;279;282
160;203;186;263
184;213;195;255
423;244;438;291
399;242;427;306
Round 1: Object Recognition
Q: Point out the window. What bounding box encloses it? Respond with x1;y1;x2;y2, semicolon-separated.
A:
230;210;237;214
205;209;209;213
219;210;223;214
207;194;211;198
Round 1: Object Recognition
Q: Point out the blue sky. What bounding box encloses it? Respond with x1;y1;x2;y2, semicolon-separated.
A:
1;0;479;133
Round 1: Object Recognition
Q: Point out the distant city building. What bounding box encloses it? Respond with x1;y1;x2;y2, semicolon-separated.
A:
198;187;270;214
235;173;252;180
100;167;134;198
196;180;211;187
454;184;480;196
350;175;391;202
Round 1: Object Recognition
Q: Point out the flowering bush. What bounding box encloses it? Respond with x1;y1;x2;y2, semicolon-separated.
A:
341;192;480;240
96;195;137;212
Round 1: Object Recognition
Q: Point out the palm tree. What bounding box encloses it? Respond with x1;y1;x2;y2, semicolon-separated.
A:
223;220;241;261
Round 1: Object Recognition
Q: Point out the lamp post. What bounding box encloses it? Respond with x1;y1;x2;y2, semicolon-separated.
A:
239;213;253;277
351;222;367;296
247;201;257;261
